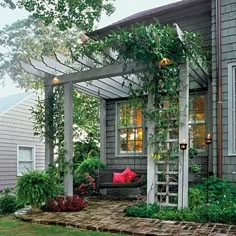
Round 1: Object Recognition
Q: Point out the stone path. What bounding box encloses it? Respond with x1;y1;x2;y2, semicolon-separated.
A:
15;198;236;235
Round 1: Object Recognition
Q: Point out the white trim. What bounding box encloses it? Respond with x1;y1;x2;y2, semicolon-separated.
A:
228;62;236;154
17;145;36;176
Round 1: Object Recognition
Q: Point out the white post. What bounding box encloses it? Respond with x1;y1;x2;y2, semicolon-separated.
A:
64;82;73;196
147;77;156;203
44;83;54;169
100;98;106;165
178;61;190;209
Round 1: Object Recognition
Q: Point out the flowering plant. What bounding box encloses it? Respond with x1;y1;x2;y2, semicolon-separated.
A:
45;195;87;212
74;172;96;197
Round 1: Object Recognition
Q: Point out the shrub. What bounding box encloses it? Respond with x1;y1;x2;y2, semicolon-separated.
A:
45;195;87;212
74;150;105;178
74;173;96;197
124;202;159;218
0;194;17;214
16;170;60;208
125;202;236;225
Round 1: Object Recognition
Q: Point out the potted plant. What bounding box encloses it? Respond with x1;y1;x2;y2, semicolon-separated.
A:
16;170;59;212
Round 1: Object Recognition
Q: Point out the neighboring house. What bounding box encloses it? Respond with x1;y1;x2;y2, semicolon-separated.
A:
20;0;236;206
0;92;45;189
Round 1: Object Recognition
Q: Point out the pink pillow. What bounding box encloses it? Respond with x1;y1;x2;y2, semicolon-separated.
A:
112;172;126;183
122;167;137;183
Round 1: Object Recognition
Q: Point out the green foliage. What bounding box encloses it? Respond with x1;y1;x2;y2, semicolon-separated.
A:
124;202;159;218
0;16;82;88
126;177;236;224
73;138;100;168
188;187;204;209
16;170;59;207
0;189;19;214
0;0;115;31
74;151;105;178
195;176;236;206
125;201;236;224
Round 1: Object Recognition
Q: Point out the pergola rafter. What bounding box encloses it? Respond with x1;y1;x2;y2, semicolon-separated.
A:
20;24;210;209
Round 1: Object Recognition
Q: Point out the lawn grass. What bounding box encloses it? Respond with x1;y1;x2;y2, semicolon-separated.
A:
0;215;125;236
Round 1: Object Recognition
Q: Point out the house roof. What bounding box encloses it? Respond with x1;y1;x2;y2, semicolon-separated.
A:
0;92;33;113
90;0;210;37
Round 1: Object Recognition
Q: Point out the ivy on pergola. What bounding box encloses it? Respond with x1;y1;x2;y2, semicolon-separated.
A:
20;22;208;208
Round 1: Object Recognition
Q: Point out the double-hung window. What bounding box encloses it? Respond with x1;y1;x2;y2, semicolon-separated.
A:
17;145;35;176
228;62;236;154
116;101;144;155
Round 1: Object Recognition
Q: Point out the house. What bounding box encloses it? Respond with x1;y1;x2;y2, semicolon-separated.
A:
0;92;45;189
20;0;236;208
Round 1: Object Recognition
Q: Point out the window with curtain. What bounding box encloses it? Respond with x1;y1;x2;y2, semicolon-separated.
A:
17;146;35;176
189;95;206;152
117;102;144;155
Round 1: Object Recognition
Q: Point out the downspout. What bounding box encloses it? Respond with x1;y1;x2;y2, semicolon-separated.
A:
215;0;222;178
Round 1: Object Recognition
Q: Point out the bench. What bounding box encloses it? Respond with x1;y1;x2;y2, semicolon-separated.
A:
95;169;145;192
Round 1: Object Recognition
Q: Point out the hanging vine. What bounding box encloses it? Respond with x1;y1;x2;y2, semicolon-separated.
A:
72;23;208;162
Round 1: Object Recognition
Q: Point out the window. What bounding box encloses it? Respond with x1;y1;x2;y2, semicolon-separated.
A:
17;145;35;176
189;95;206;152
116;102;144;155
228;63;236;154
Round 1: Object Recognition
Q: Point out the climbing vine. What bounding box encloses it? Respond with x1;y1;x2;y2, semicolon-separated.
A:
72;23;208;162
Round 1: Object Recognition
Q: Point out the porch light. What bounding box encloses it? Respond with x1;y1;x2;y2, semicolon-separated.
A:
52;77;61;84
159;57;172;66
205;133;212;145
179;139;187;150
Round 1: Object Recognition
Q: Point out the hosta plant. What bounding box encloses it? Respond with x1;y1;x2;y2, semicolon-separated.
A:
16;170;59;210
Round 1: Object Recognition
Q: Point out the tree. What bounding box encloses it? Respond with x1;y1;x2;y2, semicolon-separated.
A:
0;0;115;31
0;16;82;88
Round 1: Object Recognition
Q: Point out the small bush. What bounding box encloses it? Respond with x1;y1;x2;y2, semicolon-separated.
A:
16;170;60;208
0;194;18;214
45;195;87;212
124;202;159;218
74;173;96;197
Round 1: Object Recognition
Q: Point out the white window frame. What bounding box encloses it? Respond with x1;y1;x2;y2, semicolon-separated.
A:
228;62;236;155
115;101;146;157
17;145;35;176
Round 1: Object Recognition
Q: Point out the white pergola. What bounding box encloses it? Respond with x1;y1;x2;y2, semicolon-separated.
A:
20;24;209;208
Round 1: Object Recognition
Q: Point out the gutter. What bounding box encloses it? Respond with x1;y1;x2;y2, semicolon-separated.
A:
215;0;222;178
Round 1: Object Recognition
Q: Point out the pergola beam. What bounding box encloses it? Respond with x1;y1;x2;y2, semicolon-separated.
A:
46;62;146;85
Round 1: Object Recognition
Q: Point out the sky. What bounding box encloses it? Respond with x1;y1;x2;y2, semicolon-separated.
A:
0;0;181;97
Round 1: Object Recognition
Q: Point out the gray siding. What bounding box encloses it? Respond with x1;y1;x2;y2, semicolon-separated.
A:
0;94;45;189
211;0;236;181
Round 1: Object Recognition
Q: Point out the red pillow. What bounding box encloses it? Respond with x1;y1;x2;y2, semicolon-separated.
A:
112;172;126;183
122;167;137;183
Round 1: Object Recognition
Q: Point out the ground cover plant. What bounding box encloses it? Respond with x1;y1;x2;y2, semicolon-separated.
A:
125;177;236;225
0;215;126;236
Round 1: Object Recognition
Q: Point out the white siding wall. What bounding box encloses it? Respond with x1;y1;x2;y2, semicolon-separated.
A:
0;94;45;189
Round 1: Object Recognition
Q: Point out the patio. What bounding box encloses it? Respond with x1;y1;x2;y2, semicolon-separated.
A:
15;198;236;236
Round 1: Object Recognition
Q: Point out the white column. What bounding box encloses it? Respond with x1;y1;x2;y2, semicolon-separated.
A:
147;81;156;203
44;83;53;169
100;98;106;165
64;82;73;196
178;61;190;209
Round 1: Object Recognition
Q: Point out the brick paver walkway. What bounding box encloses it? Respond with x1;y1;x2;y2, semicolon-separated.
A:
15;198;236;235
